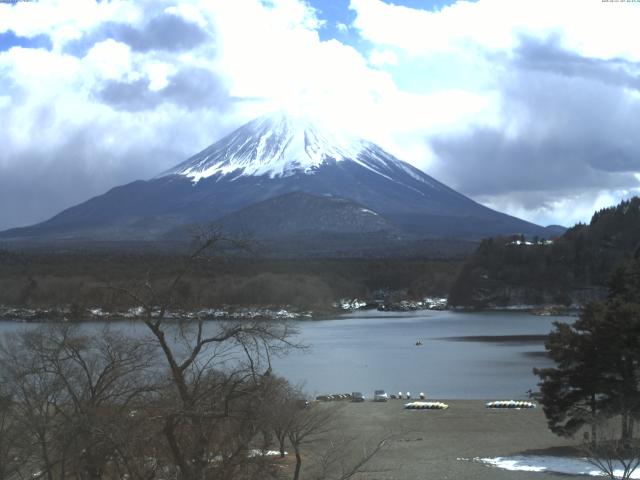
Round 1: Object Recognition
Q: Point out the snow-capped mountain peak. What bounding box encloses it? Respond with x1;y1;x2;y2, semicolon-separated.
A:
161;112;393;182
1;112;549;246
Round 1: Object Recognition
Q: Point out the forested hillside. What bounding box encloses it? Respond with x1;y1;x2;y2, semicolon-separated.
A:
449;197;640;308
0;249;461;315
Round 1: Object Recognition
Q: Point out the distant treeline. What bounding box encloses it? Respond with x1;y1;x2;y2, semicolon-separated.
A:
0;249;462;313
449;197;640;308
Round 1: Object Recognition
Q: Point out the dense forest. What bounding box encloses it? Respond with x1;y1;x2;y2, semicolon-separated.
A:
0;247;461;315
449;197;640;308
5;197;638;314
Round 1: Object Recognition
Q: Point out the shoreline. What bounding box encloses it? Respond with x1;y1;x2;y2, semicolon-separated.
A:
0;303;578;323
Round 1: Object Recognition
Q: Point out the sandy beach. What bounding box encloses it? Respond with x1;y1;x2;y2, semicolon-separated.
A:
319;400;582;480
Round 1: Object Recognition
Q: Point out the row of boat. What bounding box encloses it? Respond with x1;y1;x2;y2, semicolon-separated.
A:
404;401;449;410
485;400;536;409
404;400;537;410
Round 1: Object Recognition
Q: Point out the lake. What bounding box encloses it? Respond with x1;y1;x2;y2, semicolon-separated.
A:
271;310;568;399
0;310;570;400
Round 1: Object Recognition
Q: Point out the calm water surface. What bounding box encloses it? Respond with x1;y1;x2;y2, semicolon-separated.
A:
271;310;569;399
1;310;569;400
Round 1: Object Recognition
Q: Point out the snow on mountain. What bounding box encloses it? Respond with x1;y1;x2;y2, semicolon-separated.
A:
161;112;441;190
0;111;549;248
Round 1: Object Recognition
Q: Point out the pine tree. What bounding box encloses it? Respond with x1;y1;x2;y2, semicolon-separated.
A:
535;257;640;445
534;302;606;442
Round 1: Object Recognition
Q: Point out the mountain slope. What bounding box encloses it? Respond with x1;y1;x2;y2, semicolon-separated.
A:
208;191;399;238
0;112;548;250
160;191;422;257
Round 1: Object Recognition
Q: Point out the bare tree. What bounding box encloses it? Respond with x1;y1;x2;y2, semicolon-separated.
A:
0;231;388;480
111;230;300;480
583;420;640;480
254;376;304;459
287;403;341;480
0;329;66;480
311;434;390;480
235;359;394;480
280;398;392;480
0;389;24;480
0;325;157;480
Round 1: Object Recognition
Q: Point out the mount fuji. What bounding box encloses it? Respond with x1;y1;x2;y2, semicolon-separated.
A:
0;112;552;253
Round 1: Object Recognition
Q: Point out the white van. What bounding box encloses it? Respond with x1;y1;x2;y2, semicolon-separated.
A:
373;389;389;402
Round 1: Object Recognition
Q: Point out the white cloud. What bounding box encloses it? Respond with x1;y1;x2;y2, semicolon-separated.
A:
350;0;640;61
1;0;639;230
478;187;640;228
193;0;493;168
348;0;640;225
84;40;133;80
369;48;398;67
0;0;135;47
0;1;499;175
144;62;174;91
208;0;390;121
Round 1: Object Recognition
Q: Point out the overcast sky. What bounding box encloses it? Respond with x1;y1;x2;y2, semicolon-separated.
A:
1;0;639;230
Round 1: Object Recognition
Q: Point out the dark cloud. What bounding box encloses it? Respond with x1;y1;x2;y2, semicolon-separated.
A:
0;126;197;231
0;68;232;231
512;35;640;91
115;13;210;52
96;67;232;111
65;12;210;57
430;50;640;201
432;129;638;196
0;4;233;232
0;139;147;231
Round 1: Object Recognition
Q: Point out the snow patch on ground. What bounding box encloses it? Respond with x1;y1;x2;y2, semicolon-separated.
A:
248;450;287;458
468;455;640;478
359;208;378;216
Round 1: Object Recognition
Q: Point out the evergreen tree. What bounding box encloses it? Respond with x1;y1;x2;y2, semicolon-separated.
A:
535;257;640;445
534;302;606;442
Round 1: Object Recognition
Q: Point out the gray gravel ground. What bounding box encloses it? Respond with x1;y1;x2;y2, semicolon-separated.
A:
322;400;581;480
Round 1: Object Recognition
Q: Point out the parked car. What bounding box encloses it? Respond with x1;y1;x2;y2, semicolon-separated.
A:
351;391;365;402
373;389;389;402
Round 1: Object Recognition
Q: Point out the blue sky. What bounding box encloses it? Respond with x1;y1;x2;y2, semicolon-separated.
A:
0;0;639;230
0;29;52;51
309;0;463;42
